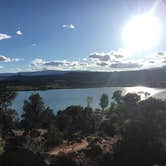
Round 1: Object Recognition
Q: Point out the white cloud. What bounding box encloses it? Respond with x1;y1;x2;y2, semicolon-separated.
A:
32;58;46;66
16;30;23;35
0;56;22;63
96;62;108;66
0;34;11;40
31;58;88;71
89;50;125;62
62;24;75;29
0;55;11;62
32;43;37;46
89;53;111;61
12;58;23;62
110;62;142;69
88;49;166;70
31;53;142;71
141;51;166;69
154;51;166;58
30;49;166;72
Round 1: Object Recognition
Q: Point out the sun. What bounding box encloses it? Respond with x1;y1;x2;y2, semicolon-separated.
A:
122;12;162;51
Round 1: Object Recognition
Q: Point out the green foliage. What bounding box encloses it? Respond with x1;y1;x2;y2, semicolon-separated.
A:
0;135;5;155
0;90;17;111
0;108;18;134
46;125;64;147
99;120;115;136
39;107;56;129
100;94;109;111
1;89;166;165
54;153;77;166
122;93;141;105
21;93;56;130
23;137;46;153
113;120;162;165
1;148;47;166
0;90;18;135
56;106;96;136
139;97;166;111
112;90;122;104
109;93;166;165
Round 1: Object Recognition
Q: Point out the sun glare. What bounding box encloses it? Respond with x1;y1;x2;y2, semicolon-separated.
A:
122;12;162;51
124;86;161;100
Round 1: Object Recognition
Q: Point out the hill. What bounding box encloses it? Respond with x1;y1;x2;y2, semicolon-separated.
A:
0;67;166;90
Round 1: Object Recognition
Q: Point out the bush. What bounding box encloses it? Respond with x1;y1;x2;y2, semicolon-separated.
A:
51;153;77;166
0;148;47;166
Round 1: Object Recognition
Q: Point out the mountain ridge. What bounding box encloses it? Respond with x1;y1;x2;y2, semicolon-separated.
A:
0;67;166;90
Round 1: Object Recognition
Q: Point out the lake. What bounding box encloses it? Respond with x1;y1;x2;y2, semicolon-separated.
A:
12;86;166;114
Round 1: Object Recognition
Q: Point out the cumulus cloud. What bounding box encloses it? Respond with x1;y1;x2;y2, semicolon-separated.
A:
156;52;165;56
0;55;22;63
96;62;108;66
16;30;23;35
32;58;46;66
89;50;125;62
44;61;65;66
153;51;166;58
30;49;166;72
144;51;166;68
0;56;11;62
44;60;86;68
31;49;141;71
31;58;88;71
149;60;155;64
0;34;11;40
110;62;142;69
89;53;110;61
62;24;75;29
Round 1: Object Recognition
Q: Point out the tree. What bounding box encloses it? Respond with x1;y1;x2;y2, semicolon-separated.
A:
0;108;18;134
100;94;109;111
56;106;95;135
110;93;166;165
112;90;122;104
113;120;162;166
21;93;55;130
87;96;93;108
0;90;17;111
122;93;140;105
39;107;56;129
0;132;5;155
46;124;64;148
53;153;77;166
0;148;47;166
0;90;18;135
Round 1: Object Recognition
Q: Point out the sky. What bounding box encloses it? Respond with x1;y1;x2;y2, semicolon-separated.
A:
0;0;166;73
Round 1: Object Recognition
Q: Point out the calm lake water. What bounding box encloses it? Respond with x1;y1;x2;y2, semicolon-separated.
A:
12;86;166;114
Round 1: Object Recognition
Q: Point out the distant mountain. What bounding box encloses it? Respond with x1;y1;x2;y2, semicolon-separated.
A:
1;67;166;90
18;70;69;76
0;70;69;77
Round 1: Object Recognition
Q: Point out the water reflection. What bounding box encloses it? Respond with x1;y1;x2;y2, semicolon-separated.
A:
124;86;163;100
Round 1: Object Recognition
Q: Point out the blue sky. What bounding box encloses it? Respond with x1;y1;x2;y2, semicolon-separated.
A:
0;0;166;73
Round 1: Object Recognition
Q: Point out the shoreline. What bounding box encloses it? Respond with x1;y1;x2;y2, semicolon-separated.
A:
2;84;166;92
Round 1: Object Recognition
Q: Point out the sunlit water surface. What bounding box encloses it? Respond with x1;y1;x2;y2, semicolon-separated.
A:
12;86;166;114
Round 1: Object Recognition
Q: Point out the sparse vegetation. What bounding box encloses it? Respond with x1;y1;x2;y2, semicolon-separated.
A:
0;90;165;165
100;94;109;111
